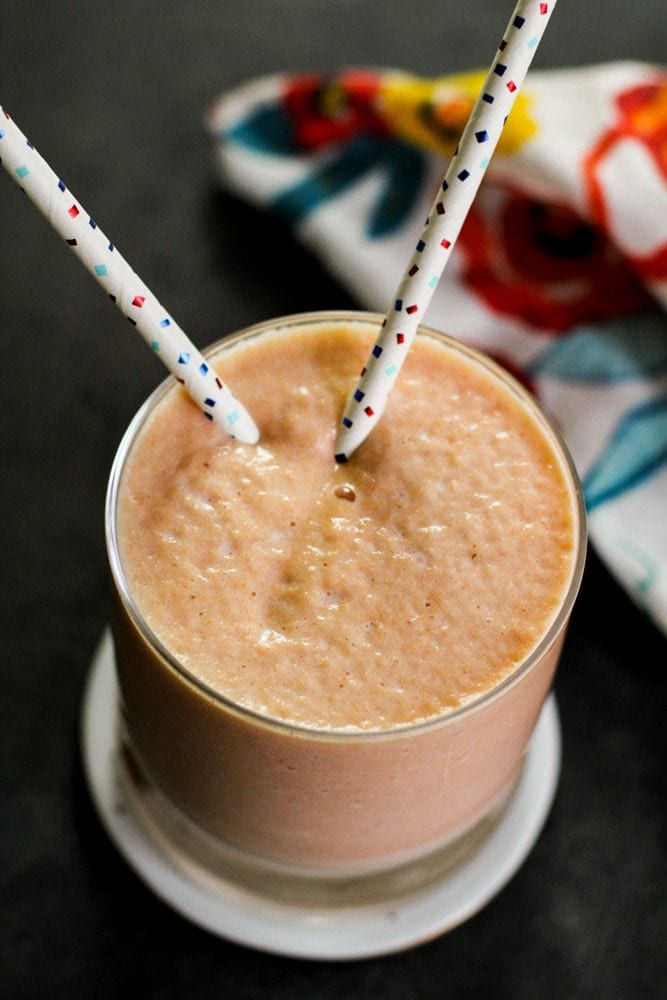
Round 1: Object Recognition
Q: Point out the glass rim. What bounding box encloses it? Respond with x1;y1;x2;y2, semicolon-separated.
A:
106;309;587;743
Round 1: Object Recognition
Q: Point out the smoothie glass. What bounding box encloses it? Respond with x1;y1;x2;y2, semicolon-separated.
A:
106;311;586;896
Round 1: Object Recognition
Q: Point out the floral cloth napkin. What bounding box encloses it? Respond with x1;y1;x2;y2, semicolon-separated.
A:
208;62;667;633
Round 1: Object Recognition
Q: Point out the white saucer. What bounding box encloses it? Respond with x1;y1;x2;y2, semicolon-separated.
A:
81;631;561;961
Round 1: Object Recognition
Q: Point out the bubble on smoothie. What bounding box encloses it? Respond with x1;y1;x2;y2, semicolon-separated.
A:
334;484;356;502
185;490;215;512
217;538;235;559
257;628;290;648
245;446;277;470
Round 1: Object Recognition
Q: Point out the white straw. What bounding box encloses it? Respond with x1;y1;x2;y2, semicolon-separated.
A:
334;0;557;462
0;107;259;444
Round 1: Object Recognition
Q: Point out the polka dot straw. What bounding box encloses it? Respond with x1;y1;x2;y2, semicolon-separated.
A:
0;107;259;444
334;0;557;463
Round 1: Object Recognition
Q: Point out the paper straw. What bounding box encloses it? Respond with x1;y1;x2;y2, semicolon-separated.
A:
334;0;557;463
0;107;259;444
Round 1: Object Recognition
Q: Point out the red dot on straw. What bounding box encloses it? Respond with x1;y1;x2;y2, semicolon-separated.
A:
364;406;374;417
406;304;418;315
68;204;79;218
441;238;451;249
132;295;146;308
396;333;405;344
506;80;517;93
540;3;548;13
409;264;419;276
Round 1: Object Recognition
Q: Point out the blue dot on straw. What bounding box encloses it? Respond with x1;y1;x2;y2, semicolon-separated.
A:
178;352;190;364
15;165;29;179
160;318;171;328
94;263;108;276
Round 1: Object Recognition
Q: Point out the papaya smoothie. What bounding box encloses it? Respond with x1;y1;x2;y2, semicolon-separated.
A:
107;311;585;876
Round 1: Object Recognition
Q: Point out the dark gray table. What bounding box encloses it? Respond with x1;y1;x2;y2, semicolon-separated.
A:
2;3;665;997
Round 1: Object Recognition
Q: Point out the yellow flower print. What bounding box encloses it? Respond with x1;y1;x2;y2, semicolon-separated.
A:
378;70;537;157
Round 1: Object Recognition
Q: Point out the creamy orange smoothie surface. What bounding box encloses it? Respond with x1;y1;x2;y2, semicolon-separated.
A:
118;320;576;731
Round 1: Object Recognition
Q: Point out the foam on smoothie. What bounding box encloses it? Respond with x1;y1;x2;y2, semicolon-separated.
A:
118;320;575;731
